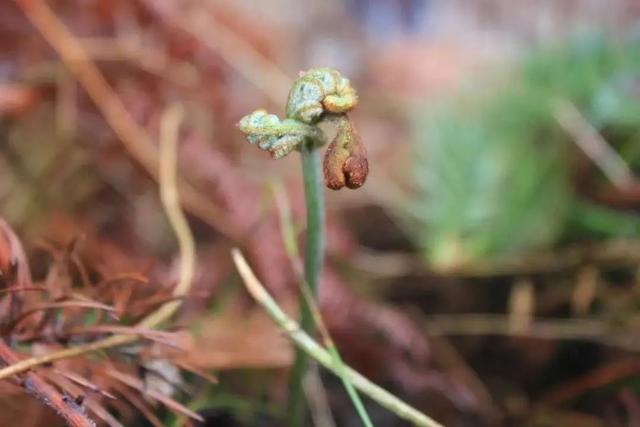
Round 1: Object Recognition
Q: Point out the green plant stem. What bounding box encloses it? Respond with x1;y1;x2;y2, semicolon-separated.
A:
271;181;373;427
232;249;444;427
288;142;325;427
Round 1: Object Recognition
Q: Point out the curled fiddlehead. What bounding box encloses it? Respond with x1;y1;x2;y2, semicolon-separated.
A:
238;67;367;190
286;67;358;124
238;109;324;159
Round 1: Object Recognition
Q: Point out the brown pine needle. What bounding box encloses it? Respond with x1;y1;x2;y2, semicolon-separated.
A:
5;301;119;333
0;285;47;294
53;369;117;400
106;370;204;422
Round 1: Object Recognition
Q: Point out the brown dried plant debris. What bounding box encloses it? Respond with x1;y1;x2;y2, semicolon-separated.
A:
0;217;207;426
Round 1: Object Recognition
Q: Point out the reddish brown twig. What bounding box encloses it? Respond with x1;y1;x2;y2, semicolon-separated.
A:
540;359;640;407
0;340;96;427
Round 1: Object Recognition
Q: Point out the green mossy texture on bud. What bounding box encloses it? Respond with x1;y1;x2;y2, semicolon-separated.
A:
286;67;358;124
238;67;367;190
238;109;323;159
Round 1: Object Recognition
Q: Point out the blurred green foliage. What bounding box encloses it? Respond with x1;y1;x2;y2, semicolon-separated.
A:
411;33;640;268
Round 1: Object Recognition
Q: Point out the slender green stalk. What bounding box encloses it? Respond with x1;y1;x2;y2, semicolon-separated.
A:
272;180;373;427
288;142;325;426
232;249;444;427
301;143;326;299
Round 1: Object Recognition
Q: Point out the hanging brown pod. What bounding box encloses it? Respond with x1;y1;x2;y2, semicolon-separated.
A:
323;115;368;190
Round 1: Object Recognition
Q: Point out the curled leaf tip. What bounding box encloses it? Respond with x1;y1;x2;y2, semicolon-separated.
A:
238;68;366;177
323;115;368;190
286;67;358;124
238;109;323;159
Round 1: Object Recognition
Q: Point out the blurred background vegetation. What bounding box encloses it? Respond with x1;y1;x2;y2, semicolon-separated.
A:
2;1;640;426
413;34;640;268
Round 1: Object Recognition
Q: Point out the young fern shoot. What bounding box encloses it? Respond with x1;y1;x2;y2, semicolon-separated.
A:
238;67;369;426
238;67;369;190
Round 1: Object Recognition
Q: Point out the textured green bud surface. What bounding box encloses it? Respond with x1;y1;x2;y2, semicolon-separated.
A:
238;109;324;159
238;67;366;190
286;67;358;124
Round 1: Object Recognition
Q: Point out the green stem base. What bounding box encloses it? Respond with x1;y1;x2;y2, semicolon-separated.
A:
287;143;325;427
